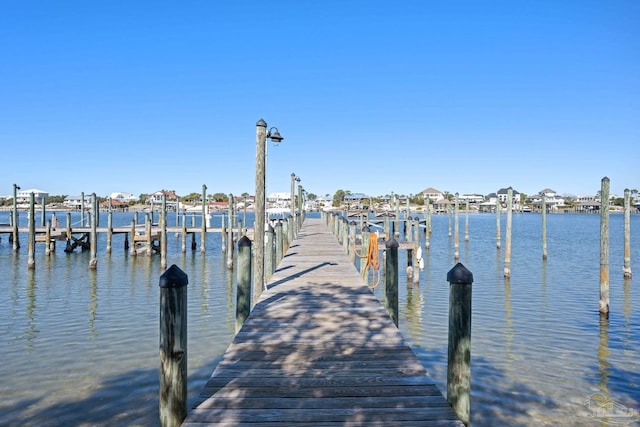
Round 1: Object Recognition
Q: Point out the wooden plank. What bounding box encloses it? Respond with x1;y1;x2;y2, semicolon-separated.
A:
181;217;463;426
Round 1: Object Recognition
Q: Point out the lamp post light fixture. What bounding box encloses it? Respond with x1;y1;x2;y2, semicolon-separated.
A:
255;119;284;302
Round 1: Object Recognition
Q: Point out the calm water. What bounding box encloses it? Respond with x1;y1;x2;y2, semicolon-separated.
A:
1;210;639;426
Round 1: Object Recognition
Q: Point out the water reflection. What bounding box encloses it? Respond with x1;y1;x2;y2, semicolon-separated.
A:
89;270;98;339
598;316;610;398
26;270;38;347
503;277;513;364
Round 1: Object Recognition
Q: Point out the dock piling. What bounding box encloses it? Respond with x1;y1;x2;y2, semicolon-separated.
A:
159;264;188;427
236;236;252;332
385;237;399;327
600;177;610;316
447;262;473;426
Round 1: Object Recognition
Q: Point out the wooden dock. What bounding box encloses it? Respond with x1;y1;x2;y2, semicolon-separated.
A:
182;217;463;426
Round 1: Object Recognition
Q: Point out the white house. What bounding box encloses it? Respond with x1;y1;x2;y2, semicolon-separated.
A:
109;192;138;203
267;192;293;208
64;194;91;209
496;187;521;206
420;187;444;202
17;188;49;203
530;188;565;211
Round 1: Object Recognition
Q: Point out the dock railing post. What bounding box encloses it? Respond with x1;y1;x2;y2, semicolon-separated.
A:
447;262;473;426
276;220;283;266
159;264;188;427
236;236;252;332
265;224;275;281
385;237;399;327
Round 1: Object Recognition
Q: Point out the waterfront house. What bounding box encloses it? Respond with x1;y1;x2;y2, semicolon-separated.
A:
64;194;91;209
530;188;566;211
149;190;180;210
17;188;49;203
109;192;138;204
496;187;521;207
420;187;445;202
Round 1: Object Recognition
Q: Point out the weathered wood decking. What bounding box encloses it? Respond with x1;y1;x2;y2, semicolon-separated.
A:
183;217;463;426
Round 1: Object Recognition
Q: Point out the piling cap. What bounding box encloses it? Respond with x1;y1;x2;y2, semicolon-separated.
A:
385;238;399;249
159;264;189;288
256;118;267;127
238;235;252;247
447;262;473;285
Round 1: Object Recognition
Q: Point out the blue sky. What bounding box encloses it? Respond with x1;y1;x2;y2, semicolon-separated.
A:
1;1;638;200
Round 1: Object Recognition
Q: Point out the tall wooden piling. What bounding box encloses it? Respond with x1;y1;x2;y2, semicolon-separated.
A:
623;188;632;278
385;237;399;327
360;225;371;285
236;236;252;332
28;193;35;270
446;262;473;426
89;193;97;269
495;200;501;249
161;195;168;269
227;194;234;270
504;189;513;278
130;219;137;256
159;264;188;427
106;209;113;254
45;220;52;256
200;184;207;253
542;194;547;260
464;199;469;242
40;196;46;227
599;177;610;316
12;183;20;251
454;193;460;261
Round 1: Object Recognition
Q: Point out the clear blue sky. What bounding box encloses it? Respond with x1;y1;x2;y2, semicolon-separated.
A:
2;1;638;200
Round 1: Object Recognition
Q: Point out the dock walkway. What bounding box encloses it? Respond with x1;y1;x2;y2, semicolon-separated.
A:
182;217;463;426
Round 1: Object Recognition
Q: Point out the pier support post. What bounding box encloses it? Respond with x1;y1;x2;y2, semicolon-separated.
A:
504;188;513;278
12;183;20;251
227;193;234;270
236;236;252;332
542;194;547;260
201;184;207;254
454;193;460;261
495;201;501;249
464;199;469;242
447;262;473;426
385;237;399;327
161;195;167;269
599;177;610;316
89;193;98;269
159;265;188;427
130;219;137;256
28;193;35;270
623;188;632;278
106;210;113;254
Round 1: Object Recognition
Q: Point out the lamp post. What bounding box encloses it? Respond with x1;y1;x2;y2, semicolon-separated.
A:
254;119;284;302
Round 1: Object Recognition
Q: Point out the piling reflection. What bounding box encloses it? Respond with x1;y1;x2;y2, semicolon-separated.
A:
623;278;632;323
26;270;38;348
89;270;98;339
598;316;610;398
503;277;513;363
